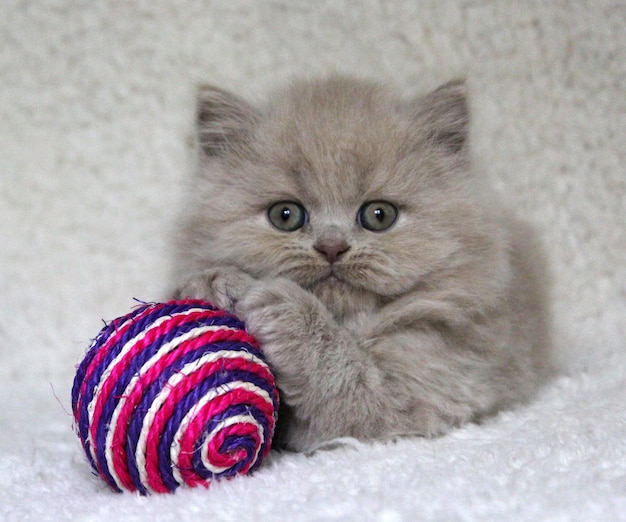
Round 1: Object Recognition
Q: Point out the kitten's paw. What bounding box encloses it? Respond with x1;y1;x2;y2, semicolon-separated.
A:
172;266;256;312
236;278;326;387
236;278;310;346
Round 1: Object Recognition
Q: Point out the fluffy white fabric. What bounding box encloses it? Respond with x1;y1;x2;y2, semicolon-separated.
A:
1;1;624;520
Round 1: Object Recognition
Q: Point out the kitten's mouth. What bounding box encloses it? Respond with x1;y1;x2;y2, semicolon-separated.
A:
316;267;348;286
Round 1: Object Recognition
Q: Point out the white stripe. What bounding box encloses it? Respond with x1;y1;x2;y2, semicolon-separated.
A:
134;355;272;492
89;308;216;447
199;413;265;475
169;382;271;484
86;306;237;488
102;324;242;491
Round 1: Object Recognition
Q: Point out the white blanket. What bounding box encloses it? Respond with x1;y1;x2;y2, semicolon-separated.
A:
1;1;624;520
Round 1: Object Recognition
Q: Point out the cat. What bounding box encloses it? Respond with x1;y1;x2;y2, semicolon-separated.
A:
170;75;552;452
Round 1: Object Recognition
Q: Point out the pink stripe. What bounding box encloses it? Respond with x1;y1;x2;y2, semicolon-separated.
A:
177;391;267;487
79;301;230;421
88;309;221;468
110;327;258;491
85;313;203;450
185;423;261;488
143;359;275;493
75;304;165;426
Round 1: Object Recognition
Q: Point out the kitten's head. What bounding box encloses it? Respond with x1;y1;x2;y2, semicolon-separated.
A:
177;76;507;317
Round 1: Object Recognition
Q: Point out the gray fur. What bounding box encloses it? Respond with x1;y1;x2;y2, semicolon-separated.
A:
171;76;552;451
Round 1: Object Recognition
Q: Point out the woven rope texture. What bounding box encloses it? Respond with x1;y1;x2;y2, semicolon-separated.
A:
71;300;278;494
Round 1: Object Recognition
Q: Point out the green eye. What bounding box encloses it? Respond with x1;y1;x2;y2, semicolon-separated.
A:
358;201;398;232
267;201;307;232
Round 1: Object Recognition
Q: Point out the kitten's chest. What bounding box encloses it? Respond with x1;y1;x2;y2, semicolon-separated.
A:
338;310;380;342
313;282;381;322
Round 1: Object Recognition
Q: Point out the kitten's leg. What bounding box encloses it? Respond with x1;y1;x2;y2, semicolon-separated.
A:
236;278;451;451
171;265;256;312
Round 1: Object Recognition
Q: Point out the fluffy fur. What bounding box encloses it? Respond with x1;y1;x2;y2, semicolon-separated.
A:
171;76;552;451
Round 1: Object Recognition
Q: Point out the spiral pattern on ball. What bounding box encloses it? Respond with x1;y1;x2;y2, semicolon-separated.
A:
71;300;279;494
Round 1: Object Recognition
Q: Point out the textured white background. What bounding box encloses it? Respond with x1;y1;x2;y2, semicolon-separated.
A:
1;1;624;520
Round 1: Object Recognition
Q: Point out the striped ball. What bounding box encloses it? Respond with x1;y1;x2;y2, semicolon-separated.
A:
71;300;279;494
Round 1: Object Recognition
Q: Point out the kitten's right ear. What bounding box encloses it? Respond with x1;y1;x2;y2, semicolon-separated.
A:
196;85;259;156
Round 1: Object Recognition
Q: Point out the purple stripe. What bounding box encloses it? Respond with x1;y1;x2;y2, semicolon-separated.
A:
71;300;276;494
96;341;261;493
73;302;200;433
188;403;273;483
156;369;278;490
71;304;158;475
72;300;243;489
123;346;270;493
80;307;233;484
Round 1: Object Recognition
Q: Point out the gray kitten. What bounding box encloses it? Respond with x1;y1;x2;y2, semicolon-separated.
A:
171;76;551;451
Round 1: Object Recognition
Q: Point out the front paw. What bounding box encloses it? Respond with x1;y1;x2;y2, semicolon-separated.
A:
236;279;327;390
236;278;310;349
172;266;256;312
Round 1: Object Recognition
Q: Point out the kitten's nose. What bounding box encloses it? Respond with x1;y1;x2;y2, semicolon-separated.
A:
314;241;350;264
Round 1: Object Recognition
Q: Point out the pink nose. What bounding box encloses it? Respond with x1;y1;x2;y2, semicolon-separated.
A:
314;241;350;264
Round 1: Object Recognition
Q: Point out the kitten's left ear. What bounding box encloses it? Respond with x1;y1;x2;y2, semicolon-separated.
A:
406;79;469;154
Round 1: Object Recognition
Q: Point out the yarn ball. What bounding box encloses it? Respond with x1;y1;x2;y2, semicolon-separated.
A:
71;299;279;494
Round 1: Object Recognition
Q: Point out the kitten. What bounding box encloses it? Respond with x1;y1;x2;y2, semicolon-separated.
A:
170;76;552;451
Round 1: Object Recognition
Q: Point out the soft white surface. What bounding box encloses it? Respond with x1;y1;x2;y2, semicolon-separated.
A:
1;1;625;520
